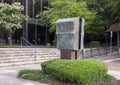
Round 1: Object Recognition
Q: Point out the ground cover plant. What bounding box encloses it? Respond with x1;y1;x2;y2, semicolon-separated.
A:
18;70;50;83
18;59;116;85
0;45;21;48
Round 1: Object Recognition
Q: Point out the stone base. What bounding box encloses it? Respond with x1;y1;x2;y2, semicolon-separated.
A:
60;50;80;60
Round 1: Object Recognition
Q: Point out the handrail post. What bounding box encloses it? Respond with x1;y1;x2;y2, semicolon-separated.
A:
34;47;36;61
20;36;37;61
21;37;22;48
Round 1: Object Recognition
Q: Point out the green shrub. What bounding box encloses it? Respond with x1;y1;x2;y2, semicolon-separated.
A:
41;59;108;84
18;69;49;81
87;41;100;47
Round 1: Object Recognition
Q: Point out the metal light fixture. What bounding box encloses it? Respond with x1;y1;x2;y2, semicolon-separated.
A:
110;31;113;54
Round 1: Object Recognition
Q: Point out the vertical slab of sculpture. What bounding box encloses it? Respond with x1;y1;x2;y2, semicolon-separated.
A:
56;17;84;59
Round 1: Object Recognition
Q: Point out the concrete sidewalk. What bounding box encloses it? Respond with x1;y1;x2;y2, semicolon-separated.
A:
103;55;120;80
108;70;120;80
0;64;49;85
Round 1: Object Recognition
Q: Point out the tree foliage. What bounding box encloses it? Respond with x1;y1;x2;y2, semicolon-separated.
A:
0;2;26;31
104;0;120;24
37;0;120;44
37;0;96;33
85;0;120;24
0;2;27;45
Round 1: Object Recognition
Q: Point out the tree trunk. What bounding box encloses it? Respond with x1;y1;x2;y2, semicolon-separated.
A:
91;35;94;41
8;31;12;45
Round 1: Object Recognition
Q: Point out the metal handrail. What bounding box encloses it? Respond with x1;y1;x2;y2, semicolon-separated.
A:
21;37;36;61
81;46;119;58
21;37;32;47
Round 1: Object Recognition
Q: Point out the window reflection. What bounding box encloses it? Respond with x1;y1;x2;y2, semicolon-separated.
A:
0;0;49;18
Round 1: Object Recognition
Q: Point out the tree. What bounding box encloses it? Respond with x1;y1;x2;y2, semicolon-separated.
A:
83;0;120;44
0;2;27;45
38;0;120;44
104;0;120;24
81;0;108;40
37;0;96;33
84;0;120;25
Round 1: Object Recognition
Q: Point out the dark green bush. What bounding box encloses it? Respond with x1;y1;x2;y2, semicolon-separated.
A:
87;41;100;47
41;59;108;84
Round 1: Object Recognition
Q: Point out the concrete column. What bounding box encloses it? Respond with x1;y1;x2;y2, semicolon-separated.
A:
40;0;43;12
22;0;28;45
12;0;14;3
117;32;120;54
1;0;4;3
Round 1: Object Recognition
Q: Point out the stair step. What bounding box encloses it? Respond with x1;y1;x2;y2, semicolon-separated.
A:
0;57;59;68
0;55;58;61
0;48;60;67
0;56;58;63
0;60;43;67
0;51;56;54
0;54;58;58
0;53;54;56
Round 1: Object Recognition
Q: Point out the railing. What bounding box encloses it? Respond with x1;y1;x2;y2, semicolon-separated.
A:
21;37;36;61
80;46;119;58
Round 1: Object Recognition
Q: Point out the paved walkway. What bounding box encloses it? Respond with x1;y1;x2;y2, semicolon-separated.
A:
103;55;120;80
108;70;120;80
0;64;49;85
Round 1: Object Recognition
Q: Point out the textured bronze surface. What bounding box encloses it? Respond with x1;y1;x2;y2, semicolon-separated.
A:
56;18;80;50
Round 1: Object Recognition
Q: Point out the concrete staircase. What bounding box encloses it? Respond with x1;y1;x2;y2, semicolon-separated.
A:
0;48;60;67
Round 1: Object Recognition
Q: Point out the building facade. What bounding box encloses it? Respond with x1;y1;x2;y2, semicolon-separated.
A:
0;0;52;45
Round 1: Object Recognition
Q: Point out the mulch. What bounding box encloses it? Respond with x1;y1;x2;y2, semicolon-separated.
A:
115;80;120;85
47;80;120;85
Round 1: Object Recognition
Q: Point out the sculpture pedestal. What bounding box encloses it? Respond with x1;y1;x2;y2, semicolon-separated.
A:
60;50;80;59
